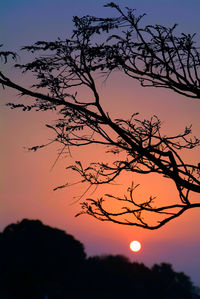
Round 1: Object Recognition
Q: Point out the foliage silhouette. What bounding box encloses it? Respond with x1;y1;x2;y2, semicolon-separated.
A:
82;256;198;299
0;219;86;299
0;219;199;299
0;2;200;229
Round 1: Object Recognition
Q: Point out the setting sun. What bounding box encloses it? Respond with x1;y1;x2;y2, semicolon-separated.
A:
130;241;141;252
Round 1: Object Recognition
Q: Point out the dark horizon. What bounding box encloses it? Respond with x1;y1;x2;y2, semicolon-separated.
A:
1;218;199;299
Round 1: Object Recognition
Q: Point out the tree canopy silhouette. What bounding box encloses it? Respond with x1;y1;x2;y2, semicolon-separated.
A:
83;256;196;299
0;219;86;298
0;2;200;229
0;219;198;299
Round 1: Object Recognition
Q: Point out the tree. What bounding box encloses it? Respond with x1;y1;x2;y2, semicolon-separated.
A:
0;2;200;229
0;219;86;298
151;263;195;299
81;255;196;298
0;219;197;298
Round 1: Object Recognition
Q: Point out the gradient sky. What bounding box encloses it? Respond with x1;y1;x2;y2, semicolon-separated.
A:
1;0;200;286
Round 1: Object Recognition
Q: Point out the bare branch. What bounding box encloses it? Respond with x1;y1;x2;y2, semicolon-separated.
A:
1;2;200;229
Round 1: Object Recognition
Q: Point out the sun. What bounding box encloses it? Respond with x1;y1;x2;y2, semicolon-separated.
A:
130;240;141;252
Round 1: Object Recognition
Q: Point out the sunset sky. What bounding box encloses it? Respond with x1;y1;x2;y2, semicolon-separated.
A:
1;0;200;286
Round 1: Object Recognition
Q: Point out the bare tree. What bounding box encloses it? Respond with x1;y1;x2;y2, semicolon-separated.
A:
0;2;200;229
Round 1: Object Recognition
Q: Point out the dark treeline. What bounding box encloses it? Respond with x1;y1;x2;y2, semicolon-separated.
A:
0;219;199;299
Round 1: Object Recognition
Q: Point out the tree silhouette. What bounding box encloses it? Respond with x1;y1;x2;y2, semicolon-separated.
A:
0;219;86;298
80;255;196;298
0;219;198;299
151;263;195;299
0;2;200;229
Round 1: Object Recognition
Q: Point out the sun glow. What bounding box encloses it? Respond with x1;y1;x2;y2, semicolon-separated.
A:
130;240;141;252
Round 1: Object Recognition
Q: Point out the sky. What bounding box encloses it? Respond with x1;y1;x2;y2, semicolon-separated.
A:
1;0;200;286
